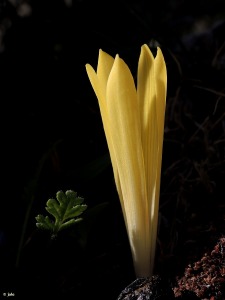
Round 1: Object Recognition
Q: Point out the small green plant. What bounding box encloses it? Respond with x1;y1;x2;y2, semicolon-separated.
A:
35;190;87;239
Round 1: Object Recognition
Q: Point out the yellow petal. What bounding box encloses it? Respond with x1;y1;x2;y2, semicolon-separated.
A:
154;47;167;148
153;47;167;269
85;49;114;110
137;44;158;200
97;49;114;92
137;44;159;275
107;54;149;276
85;52;123;209
151;47;167;245
137;44;167;275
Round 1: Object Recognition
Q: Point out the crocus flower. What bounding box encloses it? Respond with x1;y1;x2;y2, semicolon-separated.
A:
85;44;167;278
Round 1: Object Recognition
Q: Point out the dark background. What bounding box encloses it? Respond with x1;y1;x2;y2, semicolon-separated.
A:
0;0;225;299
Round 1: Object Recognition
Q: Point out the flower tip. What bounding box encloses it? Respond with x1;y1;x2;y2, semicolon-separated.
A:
155;46;166;62
85;63;91;70
113;54;121;66
156;46;162;53
142;43;148;50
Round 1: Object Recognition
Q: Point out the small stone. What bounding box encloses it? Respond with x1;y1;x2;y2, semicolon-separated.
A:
117;275;175;300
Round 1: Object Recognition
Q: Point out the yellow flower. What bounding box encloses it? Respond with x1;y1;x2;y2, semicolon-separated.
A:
85;44;167;277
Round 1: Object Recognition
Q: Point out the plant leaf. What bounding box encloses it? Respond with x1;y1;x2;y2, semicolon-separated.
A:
35;190;87;237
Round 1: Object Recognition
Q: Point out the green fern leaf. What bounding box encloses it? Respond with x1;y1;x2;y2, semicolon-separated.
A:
35;190;87;237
